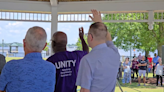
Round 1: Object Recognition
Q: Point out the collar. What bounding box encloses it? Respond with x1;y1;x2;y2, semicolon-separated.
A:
24;52;42;59
91;43;107;52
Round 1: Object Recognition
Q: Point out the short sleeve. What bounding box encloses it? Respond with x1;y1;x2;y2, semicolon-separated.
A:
0;63;11;91
76;57;92;90
76;51;88;57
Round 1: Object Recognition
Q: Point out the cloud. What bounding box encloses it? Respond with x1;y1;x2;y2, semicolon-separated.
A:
0;31;1;34
45;28;50;32
9;30;20;33
0;27;2;30
77;23;87;26
6;22;23;27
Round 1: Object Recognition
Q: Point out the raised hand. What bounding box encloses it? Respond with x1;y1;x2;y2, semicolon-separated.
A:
89;9;102;22
79;27;84;40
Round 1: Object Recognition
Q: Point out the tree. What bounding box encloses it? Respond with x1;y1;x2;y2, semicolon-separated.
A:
103;13;157;57
44;42;50;51
76;35;92;51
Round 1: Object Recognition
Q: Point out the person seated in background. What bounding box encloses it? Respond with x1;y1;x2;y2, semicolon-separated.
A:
47;28;89;92
131;57;139;79
122;57;132;84
0;54;6;74
155;58;164;87
0;26;56;92
137;56;147;86
76;10;120;92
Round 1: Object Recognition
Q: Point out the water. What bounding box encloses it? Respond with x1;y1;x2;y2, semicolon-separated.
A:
0;46;77;58
0;46;158;59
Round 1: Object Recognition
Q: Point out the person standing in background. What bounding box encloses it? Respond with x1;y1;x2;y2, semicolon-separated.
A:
131;57;139;79
153;53;160;78
137;56;147;86
122;57;132;84
133;54;136;59
145;56;149;79
138;53;142;61
147;55;153;73
155;58;164;87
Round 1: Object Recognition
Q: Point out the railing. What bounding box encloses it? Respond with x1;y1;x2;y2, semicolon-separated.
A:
0;10;51;22
0;10;152;23
0;52;49;58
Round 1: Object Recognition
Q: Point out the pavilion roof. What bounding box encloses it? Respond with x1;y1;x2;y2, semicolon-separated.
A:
30;0;108;2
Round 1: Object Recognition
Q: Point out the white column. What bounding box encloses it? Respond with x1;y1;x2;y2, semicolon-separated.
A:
51;6;58;55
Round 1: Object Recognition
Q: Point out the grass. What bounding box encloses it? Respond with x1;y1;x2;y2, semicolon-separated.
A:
77;81;163;92
114;79;164;92
5;57;164;92
6;57;47;62
6;57;23;62
77;73;164;92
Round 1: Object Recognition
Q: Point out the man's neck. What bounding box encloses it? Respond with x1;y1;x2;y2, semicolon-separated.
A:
91;41;106;49
54;47;66;53
25;51;41;56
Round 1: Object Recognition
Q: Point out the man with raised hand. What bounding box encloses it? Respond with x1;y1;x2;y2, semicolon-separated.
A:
47;27;89;92
76;10;120;92
0;26;56;92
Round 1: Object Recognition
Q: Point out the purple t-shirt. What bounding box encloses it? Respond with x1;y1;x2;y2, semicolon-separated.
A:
47;51;87;92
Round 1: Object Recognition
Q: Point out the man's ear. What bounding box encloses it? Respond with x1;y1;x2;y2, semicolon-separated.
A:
43;42;47;50
90;34;93;41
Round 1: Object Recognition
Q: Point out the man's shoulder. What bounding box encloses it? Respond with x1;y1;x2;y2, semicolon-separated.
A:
7;59;23;64
41;59;55;68
3;59;23;69
73;50;87;54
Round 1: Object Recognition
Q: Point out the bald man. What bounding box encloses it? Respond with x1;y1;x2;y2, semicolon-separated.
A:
47;27;89;91
0;26;56;92
76;10;120;92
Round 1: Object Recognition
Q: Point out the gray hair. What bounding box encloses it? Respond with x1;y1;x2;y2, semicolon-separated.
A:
25;26;47;52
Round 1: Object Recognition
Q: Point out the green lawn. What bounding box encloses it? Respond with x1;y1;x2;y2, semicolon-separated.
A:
77;73;163;92
77;81;163;92
6;57;47;62
114;80;163;92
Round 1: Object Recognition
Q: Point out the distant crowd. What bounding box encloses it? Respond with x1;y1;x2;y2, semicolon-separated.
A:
119;53;164;86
